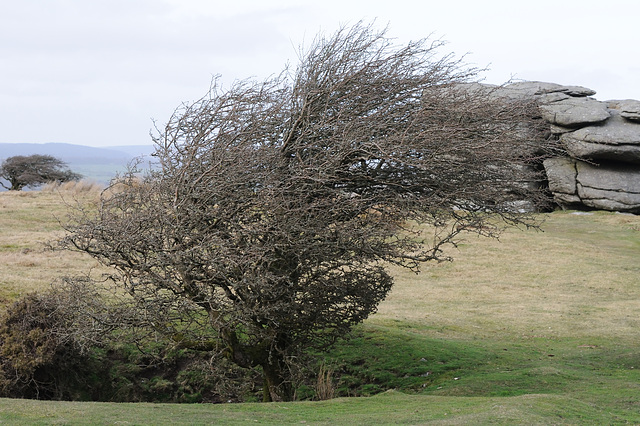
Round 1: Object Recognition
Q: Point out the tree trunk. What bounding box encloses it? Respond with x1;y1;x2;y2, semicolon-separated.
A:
261;359;293;402
220;326;294;402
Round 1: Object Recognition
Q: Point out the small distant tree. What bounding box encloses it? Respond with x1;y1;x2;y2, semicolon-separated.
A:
0;155;82;191
62;24;556;401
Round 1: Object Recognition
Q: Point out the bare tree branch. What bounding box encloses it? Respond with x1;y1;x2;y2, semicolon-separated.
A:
61;23;557;402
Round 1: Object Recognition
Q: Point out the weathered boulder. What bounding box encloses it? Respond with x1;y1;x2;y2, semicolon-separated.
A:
576;161;640;212
498;80;640;214
560;110;640;164
539;97;610;127
543;157;581;206
609;99;640;122
454;80;640;214
501;81;596;98
543;157;640;213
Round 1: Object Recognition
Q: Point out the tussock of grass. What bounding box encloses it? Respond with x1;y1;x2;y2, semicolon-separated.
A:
41;179;104;194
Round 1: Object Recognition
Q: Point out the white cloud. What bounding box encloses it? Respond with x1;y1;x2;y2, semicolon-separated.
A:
1;0;639;146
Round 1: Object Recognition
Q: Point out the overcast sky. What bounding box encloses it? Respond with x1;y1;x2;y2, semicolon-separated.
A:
2;0;639;147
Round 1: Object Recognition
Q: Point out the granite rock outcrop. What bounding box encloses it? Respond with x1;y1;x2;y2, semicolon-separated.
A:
499;81;640;213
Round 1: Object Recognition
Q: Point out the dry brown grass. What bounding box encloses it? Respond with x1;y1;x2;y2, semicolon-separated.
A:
2;190;639;347
41;180;104;194
314;363;336;401
376;211;640;342
0;190;110;301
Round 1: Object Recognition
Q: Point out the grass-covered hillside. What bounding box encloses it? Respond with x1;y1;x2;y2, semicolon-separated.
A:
0;188;639;424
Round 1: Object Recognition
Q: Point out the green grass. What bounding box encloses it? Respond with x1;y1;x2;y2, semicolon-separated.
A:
0;192;639;424
0;391;631;425
320;323;639;422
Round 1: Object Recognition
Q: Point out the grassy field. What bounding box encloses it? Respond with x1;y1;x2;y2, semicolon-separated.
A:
0;185;111;302
0;189;639;424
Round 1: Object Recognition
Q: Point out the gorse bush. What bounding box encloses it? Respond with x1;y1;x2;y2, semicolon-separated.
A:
0;292;96;400
0;285;258;402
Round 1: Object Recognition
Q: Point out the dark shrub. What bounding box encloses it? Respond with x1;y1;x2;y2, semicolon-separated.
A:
0;292;102;399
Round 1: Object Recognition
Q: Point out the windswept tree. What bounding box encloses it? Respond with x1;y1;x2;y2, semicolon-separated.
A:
63;24;556;401
0;154;82;191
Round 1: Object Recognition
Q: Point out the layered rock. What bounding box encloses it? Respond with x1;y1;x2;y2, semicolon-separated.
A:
539;96;610;127
544;157;640;213
615;99;640;122
451;80;640;213
502;81;640;213
560;110;640;163
498;81;596;98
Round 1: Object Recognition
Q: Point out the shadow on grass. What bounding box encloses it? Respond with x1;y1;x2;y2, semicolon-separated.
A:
323;322;640;403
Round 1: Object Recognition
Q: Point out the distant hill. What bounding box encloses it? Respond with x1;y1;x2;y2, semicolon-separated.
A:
0;143;157;188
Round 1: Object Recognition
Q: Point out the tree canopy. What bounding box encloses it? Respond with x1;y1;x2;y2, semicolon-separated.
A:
0;154;82;191
62;24;557;401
